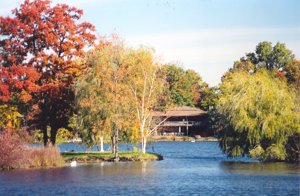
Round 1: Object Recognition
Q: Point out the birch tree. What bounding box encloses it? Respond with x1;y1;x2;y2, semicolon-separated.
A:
124;47;166;154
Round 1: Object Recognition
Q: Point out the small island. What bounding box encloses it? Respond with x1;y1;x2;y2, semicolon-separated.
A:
61;151;163;163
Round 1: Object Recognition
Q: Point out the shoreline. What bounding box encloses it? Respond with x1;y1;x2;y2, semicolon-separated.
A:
149;136;218;142
61;151;163;163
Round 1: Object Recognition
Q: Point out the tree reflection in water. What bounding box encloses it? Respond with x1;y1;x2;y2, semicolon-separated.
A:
220;161;300;175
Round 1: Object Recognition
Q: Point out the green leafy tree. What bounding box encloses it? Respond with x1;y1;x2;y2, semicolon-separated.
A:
163;65;206;107
242;41;295;70
200;87;219;111
217;70;300;161
199;87;221;137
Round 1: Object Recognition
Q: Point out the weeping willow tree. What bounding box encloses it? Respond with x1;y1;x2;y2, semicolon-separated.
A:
74;36;134;160
217;70;300;161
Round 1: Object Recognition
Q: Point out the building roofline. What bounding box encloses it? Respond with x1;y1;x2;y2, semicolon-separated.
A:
152;106;207;117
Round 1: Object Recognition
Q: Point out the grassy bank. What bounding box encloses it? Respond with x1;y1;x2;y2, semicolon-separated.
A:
61;151;163;163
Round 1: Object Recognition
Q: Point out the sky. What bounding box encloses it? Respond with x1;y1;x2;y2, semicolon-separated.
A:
1;0;299;86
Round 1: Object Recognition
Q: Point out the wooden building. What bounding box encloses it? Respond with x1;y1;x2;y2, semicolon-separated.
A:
152;106;209;137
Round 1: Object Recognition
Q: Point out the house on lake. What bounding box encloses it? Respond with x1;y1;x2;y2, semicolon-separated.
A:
152;106;209;137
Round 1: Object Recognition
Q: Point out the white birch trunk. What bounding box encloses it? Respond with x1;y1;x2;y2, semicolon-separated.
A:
100;137;104;152
142;135;147;154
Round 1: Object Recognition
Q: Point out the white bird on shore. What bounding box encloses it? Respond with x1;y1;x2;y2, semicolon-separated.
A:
70;161;77;167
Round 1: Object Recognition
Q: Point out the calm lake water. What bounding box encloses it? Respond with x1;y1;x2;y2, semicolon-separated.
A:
0;142;299;195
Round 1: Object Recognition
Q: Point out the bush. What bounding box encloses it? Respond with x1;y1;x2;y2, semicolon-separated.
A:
27;145;65;168
0;131;26;170
0;131;64;170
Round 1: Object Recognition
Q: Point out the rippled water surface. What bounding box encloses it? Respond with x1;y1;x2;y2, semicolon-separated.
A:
0;142;299;195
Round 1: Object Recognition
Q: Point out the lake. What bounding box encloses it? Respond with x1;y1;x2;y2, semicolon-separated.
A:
0;142;299;195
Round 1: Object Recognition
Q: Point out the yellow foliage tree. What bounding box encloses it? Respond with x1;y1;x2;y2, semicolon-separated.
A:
75;36;136;159
123;47;166;154
0;105;22;131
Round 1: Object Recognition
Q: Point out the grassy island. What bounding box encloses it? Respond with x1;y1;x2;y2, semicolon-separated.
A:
61;152;163;163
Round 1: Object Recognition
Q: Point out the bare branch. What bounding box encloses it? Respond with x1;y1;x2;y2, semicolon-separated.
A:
147;115;170;136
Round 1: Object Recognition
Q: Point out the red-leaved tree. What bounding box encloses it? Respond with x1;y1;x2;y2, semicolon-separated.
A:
0;0;96;145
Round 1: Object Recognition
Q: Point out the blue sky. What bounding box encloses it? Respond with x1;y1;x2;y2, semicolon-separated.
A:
1;0;299;86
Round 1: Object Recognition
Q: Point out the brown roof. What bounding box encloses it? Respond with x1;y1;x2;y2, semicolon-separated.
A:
152;106;207;117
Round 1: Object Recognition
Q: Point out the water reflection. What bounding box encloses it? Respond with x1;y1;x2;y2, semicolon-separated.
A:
220;161;300;175
1;142;299;196
141;161;148;175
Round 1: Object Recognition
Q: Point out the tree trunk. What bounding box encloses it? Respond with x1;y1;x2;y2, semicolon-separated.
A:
111;135;115;154
114;129;119;162
142;135;147;154
42;125;48;147
50;126;57;146
100;137;104;152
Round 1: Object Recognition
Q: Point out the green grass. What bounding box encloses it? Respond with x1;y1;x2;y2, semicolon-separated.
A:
61;151;163;162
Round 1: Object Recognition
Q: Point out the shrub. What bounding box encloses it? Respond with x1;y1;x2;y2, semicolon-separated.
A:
27;145;65;168
0;131;26;170
0;131;64;170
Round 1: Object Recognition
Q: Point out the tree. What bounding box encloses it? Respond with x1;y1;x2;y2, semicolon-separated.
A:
242;41;295;70
200;87;219;111
282;60;300;162
163;65;206;107
217;70;300;161
76;37;168;155
75;36;134;160
0;105;23;131
56;128;73;144
124;47;166;154
283;60;300;86
199;86;220;137
0;0;96;145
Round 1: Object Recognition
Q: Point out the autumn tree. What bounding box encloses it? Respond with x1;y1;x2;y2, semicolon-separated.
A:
75;37;135;160
124;47;167;154
75;37;168;155
0;105;23;131
284;60;300;87
0;0;96;145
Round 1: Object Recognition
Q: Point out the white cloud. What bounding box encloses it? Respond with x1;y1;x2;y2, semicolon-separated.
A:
126;28;300;86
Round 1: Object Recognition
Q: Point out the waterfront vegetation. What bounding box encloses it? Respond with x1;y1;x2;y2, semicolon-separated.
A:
213;42;300;163
0;132;64;170
61;152;163;163
0;0;299;172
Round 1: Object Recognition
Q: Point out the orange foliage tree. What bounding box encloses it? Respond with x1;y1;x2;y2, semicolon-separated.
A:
0;0;96;145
